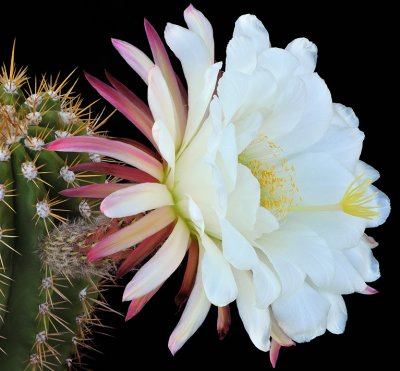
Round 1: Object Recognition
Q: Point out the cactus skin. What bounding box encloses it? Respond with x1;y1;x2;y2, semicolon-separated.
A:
0;49;109;370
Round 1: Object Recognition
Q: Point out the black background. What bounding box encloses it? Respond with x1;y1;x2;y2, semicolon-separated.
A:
1;1;396;370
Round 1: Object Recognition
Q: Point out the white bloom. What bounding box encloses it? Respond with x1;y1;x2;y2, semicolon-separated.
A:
46;7;390;365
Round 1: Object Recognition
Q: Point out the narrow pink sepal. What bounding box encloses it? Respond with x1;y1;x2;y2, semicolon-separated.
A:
270;339;281;368
144;19;187;143
104;70;152;119
360;285;379;295
125;286;161;321
70;162;157;183
59;183;131;198
44;136;163;181
87;207;175;261
111;38;154;83
85;72;156;146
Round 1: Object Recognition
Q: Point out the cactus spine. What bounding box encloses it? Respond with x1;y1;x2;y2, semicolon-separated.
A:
0;46;111;370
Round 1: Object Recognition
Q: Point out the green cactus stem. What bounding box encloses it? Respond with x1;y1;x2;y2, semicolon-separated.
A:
0;46;112;370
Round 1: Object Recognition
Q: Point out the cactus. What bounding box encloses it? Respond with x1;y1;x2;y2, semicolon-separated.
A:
0;45;112;370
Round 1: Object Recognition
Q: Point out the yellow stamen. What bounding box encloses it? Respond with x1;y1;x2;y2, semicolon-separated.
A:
292;175;379;219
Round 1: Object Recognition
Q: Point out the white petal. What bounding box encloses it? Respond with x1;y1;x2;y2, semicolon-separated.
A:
152;120;175;172
323;250;366;294
321;293;347;335
184;193;205;235
165;23;220;149
344;236;380;282
168;245;211;355
123;218;189;300
220;218;258;270
200;233;237;306
252;261;281;308
333;103;359;128
258;221;334;289
307;124;364;171
252;207;279;239
355;160;380;182
272;283;329;343
226;35;257;73
235;111;262;154
184;5;214;61
233;15;270;54
286;38;318;74
366;186;390;228
274;73;332;155
234;269;271;351
258;48;299;81
289;211;366;250
226;164;260;234
101;183;174;218
216;123;238;194
291;152;354;205
148;66;177;145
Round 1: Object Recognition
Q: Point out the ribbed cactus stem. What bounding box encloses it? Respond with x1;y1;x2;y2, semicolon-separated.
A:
0;46;112;370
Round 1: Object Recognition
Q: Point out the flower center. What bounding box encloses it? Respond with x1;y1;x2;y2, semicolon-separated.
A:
239;136;298;220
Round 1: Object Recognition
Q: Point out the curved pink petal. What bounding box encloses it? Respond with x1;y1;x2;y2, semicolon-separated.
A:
85;72;156;146
126;285;161;321
111;38;154;84
70;162;157;183
59;183;131;198
117;223;174;278
100;183;174;218
45;136;164;181
123;218;190;301
88;206;176;261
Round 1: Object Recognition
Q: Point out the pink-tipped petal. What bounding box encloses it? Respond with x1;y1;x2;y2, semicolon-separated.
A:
45;136;163;181
100;182;173;218
125;286;161;321
175;240;199;309
88;206;175;261
169;247;211;355
85;72;156;146
117;223;174;278
111;38;154;84
144;19;186;143
359;285;379;295
217;305;231;340
104;71;153;119
184;5;214;61
270;315;295;347
59;183;131;198
70;162;157;183
270;339;281;368
123;218;190;301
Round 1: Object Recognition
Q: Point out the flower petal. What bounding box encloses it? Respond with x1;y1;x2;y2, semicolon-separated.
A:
70;162;157;183
125;285;161;321
117;224;174;278
123;218;190;300
184;5;214;60
88;206;175;261
286;38;318;74
220;218;258;270
234;268;271;351
45;136;163;181
111;38;154;84
272;283;330;343
152;120;175;172
101;182;174;218
321;293;347;335
85;73;156;146
168;246;211;355
200;234;237;306
145;19;186;143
